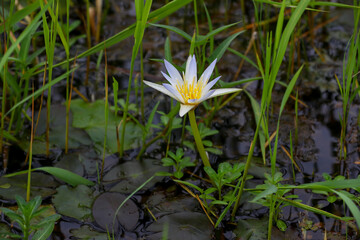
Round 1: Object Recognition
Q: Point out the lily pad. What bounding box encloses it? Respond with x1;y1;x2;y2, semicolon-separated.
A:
92;192;139;231
233;217;268;240
70;99;143;153
0;172;58;200
70;225;108;240
146;191;199;218
103;159;167;194
19;104;92;154
78;149;104;176
146;212;213;240
52;185;93;221
54;152;85;177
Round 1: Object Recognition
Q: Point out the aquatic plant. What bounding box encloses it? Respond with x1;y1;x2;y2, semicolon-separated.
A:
2;0;360;239
144;55;240;117
144;55;241;167
0;195;60;240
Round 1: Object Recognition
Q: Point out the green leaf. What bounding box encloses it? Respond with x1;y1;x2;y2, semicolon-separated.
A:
161;158;175;167
53;185;93;221
5;67;77;117
71;99;142;152
251;184;278;203
173;179;203;193
164;37;172;62
208;31;244;63
32;222;56;240
203;166;218;181
327;195;337;203
0;0;52;75
145;101;160;134
276;219;287;231
4;167;94;187
173;171;183;179
0;2;40;34
331;189;360;228
156;171;173;177
48;0;193;71
211;200;228;205
296;179;360;190
205;147;222;155
149;23;192;41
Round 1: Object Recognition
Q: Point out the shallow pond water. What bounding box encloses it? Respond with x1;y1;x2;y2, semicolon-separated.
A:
1;0;360;239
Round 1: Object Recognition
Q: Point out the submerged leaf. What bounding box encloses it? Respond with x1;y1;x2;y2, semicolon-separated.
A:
52;185;93;221
70;99;142;152
146;212;212;240
92;192;139;231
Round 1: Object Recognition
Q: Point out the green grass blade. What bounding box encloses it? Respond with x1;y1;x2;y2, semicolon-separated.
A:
149;23;192;41
5;67;77;117
4;167;94;187
273;0;286;60
279;65;304;115
227;47;259;70
41;0;193;72
0;2;40;34
251;184;277;203
244;90;266;164
218;77;262;88
208;31;245;63
145;101;160;134
0;0;52;74
331;189;360;228
295;179;360;190
278;196;348;221
164;37;172;62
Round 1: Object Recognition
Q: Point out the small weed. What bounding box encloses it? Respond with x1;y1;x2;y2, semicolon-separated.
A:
158;148;195;179
0;195;60;240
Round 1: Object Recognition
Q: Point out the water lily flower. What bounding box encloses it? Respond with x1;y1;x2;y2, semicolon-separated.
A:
144;55;241;117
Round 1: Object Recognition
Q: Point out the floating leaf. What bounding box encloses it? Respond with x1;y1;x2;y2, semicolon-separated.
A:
234;217;268;240
19;105;92;154
103;159;166;194
92;192;139;231
146;192;199;217
146;212;212;240
70;99;142;152
0;172;57;200
54;153;85;177
70;225;108;240
52;185;93;221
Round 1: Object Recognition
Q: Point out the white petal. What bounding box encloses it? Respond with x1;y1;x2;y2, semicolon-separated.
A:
202;88;241;101
161;71;177;86
185;55;192;75
144;80;180;101
196;90;215;103
202;76;221;94
179;104;196;117
199;58;217;85
185;55;197;84
163;83;183;102
164;60;183;84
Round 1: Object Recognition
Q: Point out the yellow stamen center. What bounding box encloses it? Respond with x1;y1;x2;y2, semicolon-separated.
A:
176;77;204;104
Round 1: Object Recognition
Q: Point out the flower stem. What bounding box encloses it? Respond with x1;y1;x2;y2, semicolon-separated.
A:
188;109;210;168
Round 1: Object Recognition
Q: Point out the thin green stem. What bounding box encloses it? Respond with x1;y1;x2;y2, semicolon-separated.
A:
188;109;210;168
27;84;35;203
101;49;109;180
140;43;145;123
231;112;262;218
65;0;70;154
193;0;199;35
